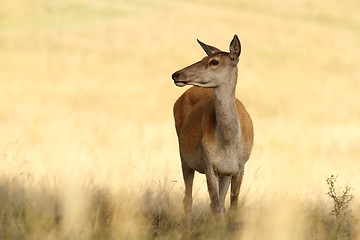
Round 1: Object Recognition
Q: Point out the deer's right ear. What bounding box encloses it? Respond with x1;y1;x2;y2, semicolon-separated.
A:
229;35;241;61
197;39;221;56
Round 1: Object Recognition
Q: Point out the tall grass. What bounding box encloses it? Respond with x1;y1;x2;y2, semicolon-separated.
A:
0;174;358;239
0;0;359;239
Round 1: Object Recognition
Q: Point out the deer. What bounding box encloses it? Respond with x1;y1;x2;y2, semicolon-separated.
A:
171;35;254;225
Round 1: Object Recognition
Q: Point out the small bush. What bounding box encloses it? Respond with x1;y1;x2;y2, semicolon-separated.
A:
325;175;356;240
326;175;354;218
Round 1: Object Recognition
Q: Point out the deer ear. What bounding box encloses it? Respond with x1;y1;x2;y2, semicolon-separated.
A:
229;35;241;61
197;39;221;56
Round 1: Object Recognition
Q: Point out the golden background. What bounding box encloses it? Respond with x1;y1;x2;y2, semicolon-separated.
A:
0;0;359;239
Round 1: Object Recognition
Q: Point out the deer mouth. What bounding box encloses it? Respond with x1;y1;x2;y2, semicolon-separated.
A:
174;81;188;87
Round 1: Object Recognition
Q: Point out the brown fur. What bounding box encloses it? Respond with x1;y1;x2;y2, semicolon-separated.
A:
174;86;253;174
172;35;254;224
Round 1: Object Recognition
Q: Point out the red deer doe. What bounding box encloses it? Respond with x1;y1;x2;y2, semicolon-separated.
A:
172;35;254;225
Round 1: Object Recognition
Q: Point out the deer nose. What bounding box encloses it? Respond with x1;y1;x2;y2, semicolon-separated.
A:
172;72;180;80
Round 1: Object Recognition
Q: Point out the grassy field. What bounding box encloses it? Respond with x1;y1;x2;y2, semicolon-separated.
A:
1;0;360;239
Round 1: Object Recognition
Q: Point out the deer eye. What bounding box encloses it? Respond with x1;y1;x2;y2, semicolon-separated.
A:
209;60;219;66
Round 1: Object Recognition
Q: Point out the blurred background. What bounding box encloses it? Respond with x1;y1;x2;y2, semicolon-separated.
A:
0;0;359;239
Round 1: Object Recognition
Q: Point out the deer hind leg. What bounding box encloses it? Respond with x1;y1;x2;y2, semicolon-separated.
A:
230;166;244;210
181;162;195;228
219;175;231;215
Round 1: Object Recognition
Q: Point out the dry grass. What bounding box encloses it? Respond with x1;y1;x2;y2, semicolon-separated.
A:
0;0;360;239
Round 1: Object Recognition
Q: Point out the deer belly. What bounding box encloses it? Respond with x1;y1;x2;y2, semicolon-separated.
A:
180;148;206;174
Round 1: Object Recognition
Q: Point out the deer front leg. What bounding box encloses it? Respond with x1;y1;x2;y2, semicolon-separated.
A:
205;167;223;220
181;162;195;228
219;175;231;215
230;166;244;209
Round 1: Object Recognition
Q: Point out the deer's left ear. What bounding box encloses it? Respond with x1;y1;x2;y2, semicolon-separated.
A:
229;35;241;61
197;39;221;56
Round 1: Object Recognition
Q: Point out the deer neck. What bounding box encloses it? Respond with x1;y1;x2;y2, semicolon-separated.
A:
213;69;240;145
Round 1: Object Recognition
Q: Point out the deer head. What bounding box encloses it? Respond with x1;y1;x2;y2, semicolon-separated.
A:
172;35;241;88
